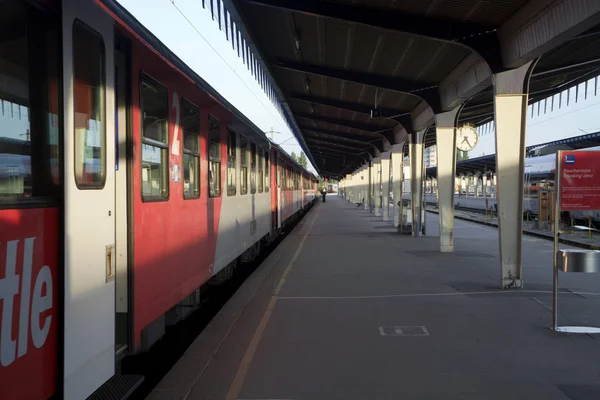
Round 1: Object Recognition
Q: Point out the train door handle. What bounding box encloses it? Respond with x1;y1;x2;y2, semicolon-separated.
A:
106;245;115;283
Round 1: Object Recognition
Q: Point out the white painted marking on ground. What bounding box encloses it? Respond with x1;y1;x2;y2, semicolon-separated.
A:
555;326;600;334
379;326;429;336
278;290;600;300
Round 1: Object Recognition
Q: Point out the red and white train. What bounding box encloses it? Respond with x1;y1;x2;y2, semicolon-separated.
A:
0;0;318;398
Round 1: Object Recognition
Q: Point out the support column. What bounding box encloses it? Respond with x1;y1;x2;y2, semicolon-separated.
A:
381;153;391;221
494;59;538;289
345;174;351;200
410;130;426;236
365;161;373;213
374;158;381;215
435;107;461;252
364;165;369;210
391;144;404;227
483;174;488;197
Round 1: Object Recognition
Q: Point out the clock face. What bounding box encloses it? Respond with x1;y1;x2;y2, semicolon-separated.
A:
456;126;478;152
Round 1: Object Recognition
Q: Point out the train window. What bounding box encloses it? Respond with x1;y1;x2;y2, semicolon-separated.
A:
258;146;264;193
227;128;236;196
208;116;221;197
0;2;61;203
250;142;256;194
240;135;248;195
182;100;200;199
140;75;169;200
264;149;269;192
282;164;286;190
73;21;106;189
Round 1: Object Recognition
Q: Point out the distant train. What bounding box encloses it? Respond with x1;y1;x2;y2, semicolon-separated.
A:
424;145;600;226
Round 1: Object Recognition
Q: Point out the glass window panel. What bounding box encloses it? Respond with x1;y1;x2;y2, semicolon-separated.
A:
209;160;221;197
141;79;168;144
140;74;169;200
264;149;269;192
240;135;248;195
141;143;168;197
241;167;248;195
250;142;256;194
227;129;236;196
208;116;221;197
73;20;106;188
209;117;220;160
182;100;199;154
183;153;199;198
0;2;61;199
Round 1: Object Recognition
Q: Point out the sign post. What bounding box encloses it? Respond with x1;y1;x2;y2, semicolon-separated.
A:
553;150;600;332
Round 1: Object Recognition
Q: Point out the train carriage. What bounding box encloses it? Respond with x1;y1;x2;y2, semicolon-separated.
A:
0;0;318;399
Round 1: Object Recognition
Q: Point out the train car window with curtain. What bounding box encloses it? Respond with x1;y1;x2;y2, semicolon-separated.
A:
258;146;263;193
140;75;169;200
227;128;236;196
182;99;200;199
208;116;221;197
240;134;248;195
250;142;256;194
0;1;61;202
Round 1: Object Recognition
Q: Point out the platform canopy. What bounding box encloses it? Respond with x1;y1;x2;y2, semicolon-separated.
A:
228;0;600;179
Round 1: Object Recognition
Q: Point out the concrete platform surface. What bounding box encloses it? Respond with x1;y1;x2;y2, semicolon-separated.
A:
148;195;600;400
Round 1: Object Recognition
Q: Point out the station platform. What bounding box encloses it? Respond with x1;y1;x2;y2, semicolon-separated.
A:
148;195;600;400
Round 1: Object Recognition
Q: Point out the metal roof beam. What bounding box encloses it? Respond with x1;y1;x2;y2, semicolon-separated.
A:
290;93;410;118
306;137;377;158
311;147;370;163
297;113;385;133
304;133;377;149
297;114;395;144
273;59;442;111
311;152;364;169
245;0;502;72
300;126;385;150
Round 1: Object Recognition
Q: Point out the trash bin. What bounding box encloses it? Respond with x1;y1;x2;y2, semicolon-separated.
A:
553;249;600;333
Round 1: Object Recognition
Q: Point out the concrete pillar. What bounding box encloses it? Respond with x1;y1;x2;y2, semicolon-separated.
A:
493;59;538;289
409;130;426;236
345;174;351;200
435;107;461;252
373;158;382;216
365;161;373;212
391;144;405;226
483;175;488;197
364;165;369;210
381;152;391;221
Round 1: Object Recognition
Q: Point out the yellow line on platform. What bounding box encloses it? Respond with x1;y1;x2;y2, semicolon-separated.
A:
226;205;320;400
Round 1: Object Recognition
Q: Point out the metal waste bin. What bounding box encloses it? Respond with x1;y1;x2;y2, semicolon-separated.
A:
553;249;600;333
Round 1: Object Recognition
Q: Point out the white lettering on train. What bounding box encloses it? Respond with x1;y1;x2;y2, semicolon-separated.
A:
0;237;53;367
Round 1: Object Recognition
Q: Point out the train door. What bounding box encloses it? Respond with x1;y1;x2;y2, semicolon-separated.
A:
62;1;117;398
114;34;131;357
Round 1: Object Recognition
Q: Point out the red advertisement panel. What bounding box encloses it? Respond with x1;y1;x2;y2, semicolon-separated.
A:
0;208;59;399
560;150;600;211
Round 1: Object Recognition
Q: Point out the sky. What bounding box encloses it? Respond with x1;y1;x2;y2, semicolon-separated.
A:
472;80;600;158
